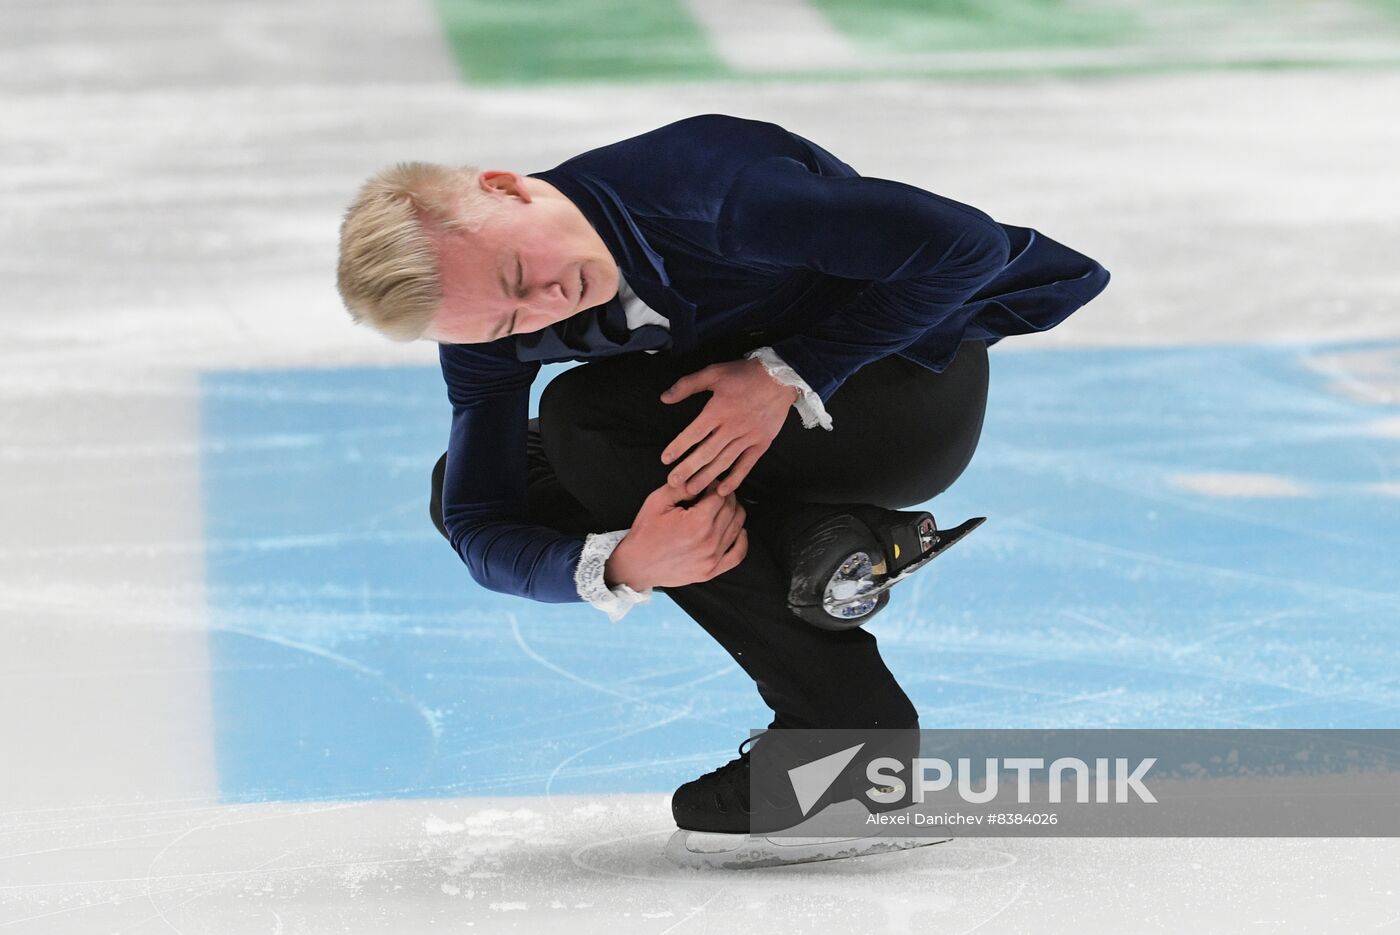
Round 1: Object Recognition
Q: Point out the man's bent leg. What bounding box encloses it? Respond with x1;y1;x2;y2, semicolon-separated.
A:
538;354;923;731
735;340;990;574
744;340;989;511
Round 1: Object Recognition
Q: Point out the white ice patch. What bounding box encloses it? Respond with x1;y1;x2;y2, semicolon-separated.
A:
680;0;859;71
1362;416;1400;438
423;815;466;835
1304;348;1400;405
1168;472;1314;498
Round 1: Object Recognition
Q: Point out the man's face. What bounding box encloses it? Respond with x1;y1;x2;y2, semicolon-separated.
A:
426;171;620;344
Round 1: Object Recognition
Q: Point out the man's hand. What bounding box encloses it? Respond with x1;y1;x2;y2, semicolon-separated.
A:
659;358;797;497
604;482;748;591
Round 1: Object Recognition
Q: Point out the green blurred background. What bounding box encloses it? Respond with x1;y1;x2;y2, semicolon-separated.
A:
433;0;1400;84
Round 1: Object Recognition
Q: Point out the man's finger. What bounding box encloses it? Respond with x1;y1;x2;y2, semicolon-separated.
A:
683;478;728;515
709;489;739;530
714;498;746;556
660;366;714;404
716;446;763;497
712;528;749;577
646;479;695;510
661;413;716;469
681;437;746;496
672;430;740;492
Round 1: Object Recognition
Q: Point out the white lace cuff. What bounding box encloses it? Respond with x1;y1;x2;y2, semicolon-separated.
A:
574;529;653;622
744;346;834;431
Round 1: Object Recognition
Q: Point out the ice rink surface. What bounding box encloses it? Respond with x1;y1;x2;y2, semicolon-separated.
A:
2;1;1399;932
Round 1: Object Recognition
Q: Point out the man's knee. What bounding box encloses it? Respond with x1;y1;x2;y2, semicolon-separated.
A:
538;358;682;475
429;451;449;542
538;365;595;480
537;363;593;442
540;358;664;423
537;359;696;529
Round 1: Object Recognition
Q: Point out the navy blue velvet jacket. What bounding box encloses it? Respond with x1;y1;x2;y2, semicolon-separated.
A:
438;114;1110;604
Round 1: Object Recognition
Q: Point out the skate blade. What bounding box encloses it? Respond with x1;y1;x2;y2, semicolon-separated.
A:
665;800;951;870
664;828;949;870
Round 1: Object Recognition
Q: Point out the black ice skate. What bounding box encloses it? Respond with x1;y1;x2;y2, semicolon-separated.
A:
665;734;948;870
669;736;767;835
785;505;985;630
669;736;830;834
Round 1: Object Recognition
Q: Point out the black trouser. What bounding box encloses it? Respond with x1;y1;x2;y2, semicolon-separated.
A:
430;339;989;732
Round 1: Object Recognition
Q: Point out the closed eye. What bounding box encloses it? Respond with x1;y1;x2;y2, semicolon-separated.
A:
491;256;523;340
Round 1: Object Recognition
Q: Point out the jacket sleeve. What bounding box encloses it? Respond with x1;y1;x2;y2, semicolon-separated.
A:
716;155;1012;402
438;339;589;604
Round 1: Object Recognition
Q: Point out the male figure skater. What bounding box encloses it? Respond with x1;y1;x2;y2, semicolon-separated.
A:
336;114;1109;862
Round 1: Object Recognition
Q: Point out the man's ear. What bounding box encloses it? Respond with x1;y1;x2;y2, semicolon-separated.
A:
479;170;530;203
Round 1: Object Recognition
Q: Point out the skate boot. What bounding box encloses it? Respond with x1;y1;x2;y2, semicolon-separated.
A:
670;734;873;835
785;504;985;630
665;732;947;870
669;736;766;835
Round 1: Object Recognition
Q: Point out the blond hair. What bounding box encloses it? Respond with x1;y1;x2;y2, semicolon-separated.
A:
336;162;502;342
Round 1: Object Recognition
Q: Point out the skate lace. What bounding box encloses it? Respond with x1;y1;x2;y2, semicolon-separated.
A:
700;736;756;781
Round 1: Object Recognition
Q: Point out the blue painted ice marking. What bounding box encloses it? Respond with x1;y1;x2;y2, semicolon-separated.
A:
200;342;1400;802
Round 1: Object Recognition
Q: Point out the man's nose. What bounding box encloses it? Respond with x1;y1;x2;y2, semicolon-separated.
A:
518;281;572;329
525;280;567;305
